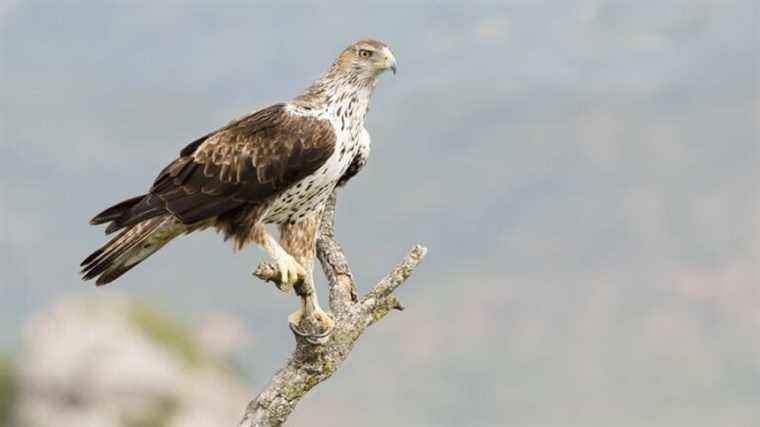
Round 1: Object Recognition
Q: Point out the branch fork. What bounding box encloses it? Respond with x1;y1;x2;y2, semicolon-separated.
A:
242;192;427;426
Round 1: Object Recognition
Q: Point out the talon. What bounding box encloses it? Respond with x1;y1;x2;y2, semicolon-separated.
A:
287;308;335;345
287;308;304;326
275;254;306;293
305;312;335;345
288;321;313;339
305;322;335;345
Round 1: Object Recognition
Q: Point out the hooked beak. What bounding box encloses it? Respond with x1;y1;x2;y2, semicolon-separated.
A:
384;48;398;75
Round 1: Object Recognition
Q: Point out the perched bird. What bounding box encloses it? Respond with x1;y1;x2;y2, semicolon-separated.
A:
81;38;397;339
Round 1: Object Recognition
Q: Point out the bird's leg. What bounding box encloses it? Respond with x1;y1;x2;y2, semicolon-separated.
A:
259;228;306;293
287;264;335;345
279;215;335;344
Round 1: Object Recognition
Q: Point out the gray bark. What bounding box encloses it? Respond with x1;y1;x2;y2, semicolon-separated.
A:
239;192;427;426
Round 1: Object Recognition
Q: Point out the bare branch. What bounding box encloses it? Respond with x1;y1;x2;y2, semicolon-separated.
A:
360;244;428;314
253;263;280;284
240;191;427;426
317;192;357;314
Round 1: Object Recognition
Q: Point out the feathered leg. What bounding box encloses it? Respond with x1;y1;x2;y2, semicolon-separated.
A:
279;214;335;343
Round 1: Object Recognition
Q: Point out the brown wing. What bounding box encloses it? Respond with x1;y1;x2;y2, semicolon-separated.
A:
99;103;336;232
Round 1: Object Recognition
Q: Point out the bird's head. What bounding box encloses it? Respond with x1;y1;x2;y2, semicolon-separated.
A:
336;39;397;78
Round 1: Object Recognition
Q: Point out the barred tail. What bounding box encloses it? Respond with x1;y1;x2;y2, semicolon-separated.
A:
80;216;182;286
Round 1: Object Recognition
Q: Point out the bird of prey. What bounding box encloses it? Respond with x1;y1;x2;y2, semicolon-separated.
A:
81;38;397;339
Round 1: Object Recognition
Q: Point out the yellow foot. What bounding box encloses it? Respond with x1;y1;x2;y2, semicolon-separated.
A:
288;307;335;345
275;253;306;293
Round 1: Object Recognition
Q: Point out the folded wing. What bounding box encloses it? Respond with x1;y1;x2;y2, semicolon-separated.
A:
92;103;336;233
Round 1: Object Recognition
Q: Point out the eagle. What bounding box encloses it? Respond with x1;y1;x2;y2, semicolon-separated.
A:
81;39;397;338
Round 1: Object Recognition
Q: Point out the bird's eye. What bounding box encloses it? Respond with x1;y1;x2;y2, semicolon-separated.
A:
358;49;372;58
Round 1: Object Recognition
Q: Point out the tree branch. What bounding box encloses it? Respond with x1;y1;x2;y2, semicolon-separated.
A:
241;191;427;426
317;192;358;314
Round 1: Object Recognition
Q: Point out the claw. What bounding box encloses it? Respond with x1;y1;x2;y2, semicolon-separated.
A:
289;321;335;345
287;307;335;345
275;254;306;293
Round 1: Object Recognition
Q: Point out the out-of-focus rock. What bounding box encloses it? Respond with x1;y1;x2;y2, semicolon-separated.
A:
12;294;252;427
197;313;252;360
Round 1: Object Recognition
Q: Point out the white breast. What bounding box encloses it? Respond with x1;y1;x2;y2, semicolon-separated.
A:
263;106;368;225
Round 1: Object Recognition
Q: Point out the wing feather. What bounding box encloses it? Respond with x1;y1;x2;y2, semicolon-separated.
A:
106;103;336;232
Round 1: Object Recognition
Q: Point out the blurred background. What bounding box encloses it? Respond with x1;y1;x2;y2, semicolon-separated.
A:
1;1;758;426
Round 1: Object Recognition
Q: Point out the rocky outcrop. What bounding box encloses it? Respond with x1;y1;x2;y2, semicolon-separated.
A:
12;294;252;427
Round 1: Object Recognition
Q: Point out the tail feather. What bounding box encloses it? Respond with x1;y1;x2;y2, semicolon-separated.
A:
89;195;145;225
81;216;182;286
80;228;130;267
90;194;169;235
108;194;174;232
82;217;166;282
104;205;165;234
82;224;157;281
85;218;166;271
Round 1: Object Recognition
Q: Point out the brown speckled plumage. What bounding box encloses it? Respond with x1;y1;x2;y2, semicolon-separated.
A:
81;39;395;285
279;215;321;268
